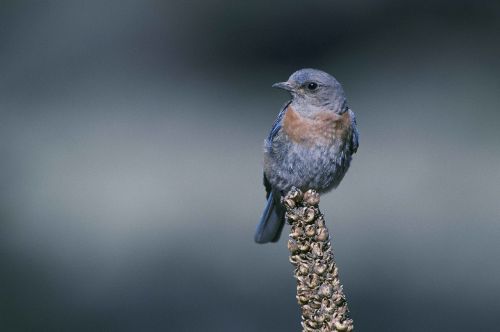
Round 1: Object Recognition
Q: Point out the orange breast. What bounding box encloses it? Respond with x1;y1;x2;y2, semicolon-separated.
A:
282;105;351;145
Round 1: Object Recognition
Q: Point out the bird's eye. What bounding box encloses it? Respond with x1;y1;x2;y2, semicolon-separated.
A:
307;82;318;91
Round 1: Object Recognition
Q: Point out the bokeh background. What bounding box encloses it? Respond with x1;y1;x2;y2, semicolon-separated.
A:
1;1;499;331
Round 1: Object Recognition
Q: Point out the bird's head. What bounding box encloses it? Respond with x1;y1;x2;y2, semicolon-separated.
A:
272;68;346;113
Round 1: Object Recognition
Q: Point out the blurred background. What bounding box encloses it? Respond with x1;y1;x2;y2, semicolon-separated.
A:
1;1;499;331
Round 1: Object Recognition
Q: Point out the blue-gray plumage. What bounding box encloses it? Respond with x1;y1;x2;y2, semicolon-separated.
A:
255;69;359;243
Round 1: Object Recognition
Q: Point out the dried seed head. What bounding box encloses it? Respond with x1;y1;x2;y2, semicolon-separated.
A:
297;285;310;295
289;255;301;264
334;321;349;331
303;189;320;206
309;300;321;309
320;325;331;332
297;295;309;304
334;295;345;306
299;242;310;252
305;224;316;237
308;274;321;288
316;227;329;241
290;225;303;238
318;283;334;298
323;301;335;314
302;305;314;319
311;242;324;257
287;187;303;202
284;188;353;332
316;216;326;227
314;314;326;324
302;321;316;332
288;239;299;254
286;211;299;223
313;261;327;275
303;207;316;223
298;264;309;275
321;298;334;310
306;319;319;329
283;198;296;209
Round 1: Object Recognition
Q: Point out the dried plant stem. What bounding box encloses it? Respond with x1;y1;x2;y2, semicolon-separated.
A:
284;187;354;332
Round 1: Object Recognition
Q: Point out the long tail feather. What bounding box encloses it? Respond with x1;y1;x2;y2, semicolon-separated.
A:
255;192;285;243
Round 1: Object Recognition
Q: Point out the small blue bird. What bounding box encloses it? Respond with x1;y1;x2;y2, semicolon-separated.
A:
255;68;359;243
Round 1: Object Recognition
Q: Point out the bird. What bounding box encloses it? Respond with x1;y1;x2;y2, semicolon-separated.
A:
255;68;359;244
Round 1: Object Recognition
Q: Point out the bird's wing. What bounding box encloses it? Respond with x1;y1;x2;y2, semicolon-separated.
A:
267;100;291;143
348;108;359;153
263;100;291;199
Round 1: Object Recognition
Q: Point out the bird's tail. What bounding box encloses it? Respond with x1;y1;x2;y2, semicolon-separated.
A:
254;191;285;243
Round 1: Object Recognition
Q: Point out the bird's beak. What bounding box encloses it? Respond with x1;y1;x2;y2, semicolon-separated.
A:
272;81;294;91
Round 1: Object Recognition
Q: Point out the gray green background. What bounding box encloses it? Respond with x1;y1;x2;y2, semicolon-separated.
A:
1;1;499;331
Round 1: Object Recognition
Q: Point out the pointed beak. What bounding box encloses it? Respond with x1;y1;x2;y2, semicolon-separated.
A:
272;81;294;91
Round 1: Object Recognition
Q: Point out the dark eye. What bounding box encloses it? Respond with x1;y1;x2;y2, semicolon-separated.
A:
307;82;318;90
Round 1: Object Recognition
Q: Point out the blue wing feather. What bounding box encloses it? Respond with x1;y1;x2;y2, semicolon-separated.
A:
267;100;291;142
348;108;359;153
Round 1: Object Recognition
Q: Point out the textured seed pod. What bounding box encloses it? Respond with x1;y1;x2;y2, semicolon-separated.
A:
313;261;327;275
309;300;321;310
320;326;331;332
286;211;300;223
316;216;326;228
291;225;304;238
316;227;329;241
297;285;311;296
284;198;296;209
334;295;345;306
299;242;310;252
290;255;301;264
288;239;299;254
306;319;319;329
311;242;324;258
314;314;326;324
284;188;354;332
334;321;349;331
318;283;334;298
288;187;304;202
305;224;317;237
303;189;320;206
307;274;321;289
303;207;316;223
302;305;314;319
302;322;316;332
297;295;309;304
298;264;309;276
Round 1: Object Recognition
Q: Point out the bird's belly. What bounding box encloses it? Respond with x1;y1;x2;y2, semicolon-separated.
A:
268;142;351;193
